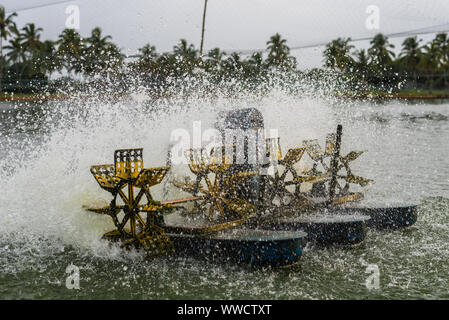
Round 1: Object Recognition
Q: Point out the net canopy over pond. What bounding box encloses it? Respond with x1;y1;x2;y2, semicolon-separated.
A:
3;0;449;55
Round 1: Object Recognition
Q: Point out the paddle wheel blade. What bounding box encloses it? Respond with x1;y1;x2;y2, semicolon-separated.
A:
303;139;324;161
345;174;373;187
341;150;366;163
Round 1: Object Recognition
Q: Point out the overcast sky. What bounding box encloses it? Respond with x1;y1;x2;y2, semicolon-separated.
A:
2;0;449;68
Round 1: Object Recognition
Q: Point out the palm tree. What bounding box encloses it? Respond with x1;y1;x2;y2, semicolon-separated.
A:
18;23;48;80
434;33;449;87
4;36;27;82
56;28;84;74
0;54;6;79
139;44;158;58
434;32;449;59
173;39;198;59
154;52;177;78
368;33;395;71
206;47;225;62
323;38;354;72
0;7;17;90
83;27;122;75
132;43;158;74
101;42;124;75
36;40;58;77
0;7;17;58
247;52;264;69
266;33;295;70
420;40;441;93
88;27;112;49
221;52;243;77
399;36;422;87
21;23;43;57
172;39;198;75
354;49;370;82
244;52;264;78
204;47;225;73
4;36;25;64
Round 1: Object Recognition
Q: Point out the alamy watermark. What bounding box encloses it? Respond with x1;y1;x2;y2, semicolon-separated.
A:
168;120;280;172
365;5;380;30
365;264;380;290
65;5;80;30
65;264;80;290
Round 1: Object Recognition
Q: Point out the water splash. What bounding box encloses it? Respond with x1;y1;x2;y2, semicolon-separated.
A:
1;73;448;299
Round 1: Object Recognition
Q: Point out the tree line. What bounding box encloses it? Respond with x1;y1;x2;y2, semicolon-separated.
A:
323;33;449;92
0;8;298;93
1;7;449;93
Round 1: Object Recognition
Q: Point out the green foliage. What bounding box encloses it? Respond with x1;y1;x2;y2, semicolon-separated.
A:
56;28;84;74
323;38;354;72
323;32;449;91
266;33;296;71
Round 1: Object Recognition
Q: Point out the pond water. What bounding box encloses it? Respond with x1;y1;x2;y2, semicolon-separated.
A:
0;94;448;299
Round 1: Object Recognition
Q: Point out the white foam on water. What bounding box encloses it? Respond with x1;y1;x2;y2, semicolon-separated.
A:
0;79;340;258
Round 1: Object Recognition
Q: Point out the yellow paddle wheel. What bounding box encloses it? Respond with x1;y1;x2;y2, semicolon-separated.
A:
173;146;258;224
86;148;175;257
262;125;373;213
172;123;373;224
301;125;372;205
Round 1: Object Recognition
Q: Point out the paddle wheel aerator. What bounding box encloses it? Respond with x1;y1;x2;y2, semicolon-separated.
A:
86;148;175;258
83;108;417;264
